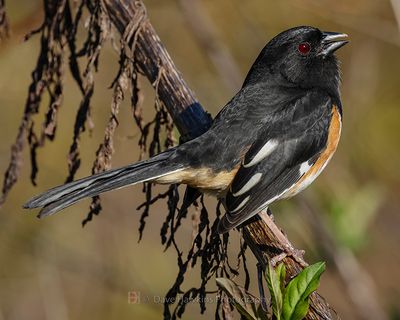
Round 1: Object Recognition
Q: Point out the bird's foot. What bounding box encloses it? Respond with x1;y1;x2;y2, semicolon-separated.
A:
270;246;307;268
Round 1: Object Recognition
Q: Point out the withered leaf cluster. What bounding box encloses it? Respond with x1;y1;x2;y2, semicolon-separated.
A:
0;1;250;318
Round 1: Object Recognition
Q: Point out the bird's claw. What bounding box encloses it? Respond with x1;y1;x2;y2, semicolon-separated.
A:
270;246;307;268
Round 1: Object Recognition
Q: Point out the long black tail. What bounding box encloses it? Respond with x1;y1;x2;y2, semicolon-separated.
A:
23;149;186;218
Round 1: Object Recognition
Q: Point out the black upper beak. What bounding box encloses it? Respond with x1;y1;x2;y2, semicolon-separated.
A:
320;31;349;56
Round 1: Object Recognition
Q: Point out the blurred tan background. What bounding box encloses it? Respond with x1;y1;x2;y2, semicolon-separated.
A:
1;0;400;319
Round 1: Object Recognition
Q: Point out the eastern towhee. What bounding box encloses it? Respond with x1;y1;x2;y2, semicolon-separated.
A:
24;26;348;234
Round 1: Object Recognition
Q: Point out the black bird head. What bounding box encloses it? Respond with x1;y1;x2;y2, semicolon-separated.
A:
244;26;348;95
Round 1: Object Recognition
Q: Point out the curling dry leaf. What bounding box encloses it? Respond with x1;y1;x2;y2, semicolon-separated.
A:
216;277;259;320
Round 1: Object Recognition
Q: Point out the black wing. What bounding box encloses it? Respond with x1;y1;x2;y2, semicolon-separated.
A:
218;91;335;233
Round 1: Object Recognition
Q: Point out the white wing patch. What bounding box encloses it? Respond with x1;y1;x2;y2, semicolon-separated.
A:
294;156;333;195
229;183;295;227
243;161;318;219
299;161;311;175
230;195;250;213
243;140;278;168
232;172;262;197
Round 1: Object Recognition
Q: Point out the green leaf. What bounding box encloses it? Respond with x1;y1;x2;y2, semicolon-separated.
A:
282;262;326;320
265;262;285;320
216;277;259;320
276;263;286;293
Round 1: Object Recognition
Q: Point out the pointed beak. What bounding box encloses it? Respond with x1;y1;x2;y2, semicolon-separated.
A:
320;31;349;56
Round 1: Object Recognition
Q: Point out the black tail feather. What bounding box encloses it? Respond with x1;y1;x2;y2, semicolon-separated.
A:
23;149;184;217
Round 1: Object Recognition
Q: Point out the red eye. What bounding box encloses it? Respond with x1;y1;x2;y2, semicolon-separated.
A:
298;42;311;55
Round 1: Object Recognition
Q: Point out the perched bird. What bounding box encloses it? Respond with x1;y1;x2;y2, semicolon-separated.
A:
24;26;348;234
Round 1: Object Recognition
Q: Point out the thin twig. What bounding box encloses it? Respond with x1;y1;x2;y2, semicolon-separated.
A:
298;197;388;320
178;0;242;92
390;0;400;32
291;0;400;47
